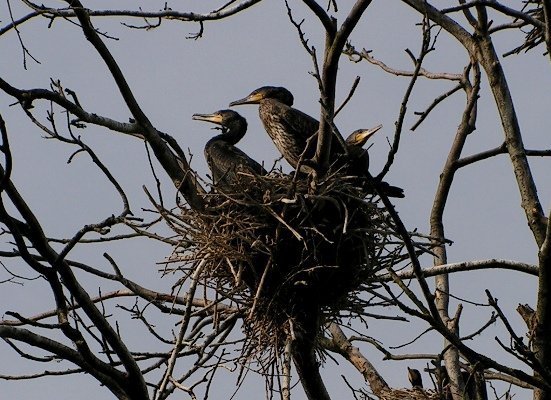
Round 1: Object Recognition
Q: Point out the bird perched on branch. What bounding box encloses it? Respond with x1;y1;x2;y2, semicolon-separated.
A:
229;86;330;173
192;109;266;191
407;367;423;388
345;127;404;198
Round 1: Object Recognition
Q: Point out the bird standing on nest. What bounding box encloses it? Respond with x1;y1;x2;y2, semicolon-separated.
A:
230;86;404;197
345;126;405;198
229;86;328;174
192;109;267;191
407;367;424;388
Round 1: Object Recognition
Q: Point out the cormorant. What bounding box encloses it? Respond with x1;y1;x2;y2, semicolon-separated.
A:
345;126;405;198
230;87;403;197
229;86;325;172
407;367;423;388
192;109;266;191
345;125;383;172
462;370;487;400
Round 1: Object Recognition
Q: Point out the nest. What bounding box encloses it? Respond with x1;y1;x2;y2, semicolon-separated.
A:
165;167;421;363
378;387;440;400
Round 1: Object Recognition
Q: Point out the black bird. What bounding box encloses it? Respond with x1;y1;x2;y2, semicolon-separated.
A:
407;367;423;388
192;110;266;191
229;86;324;172
462;370;487;400
345;126;405;198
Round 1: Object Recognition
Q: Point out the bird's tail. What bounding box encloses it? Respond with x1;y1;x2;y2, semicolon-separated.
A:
376;181;405;198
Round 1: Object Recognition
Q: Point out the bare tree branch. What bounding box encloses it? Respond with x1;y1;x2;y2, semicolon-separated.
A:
64;0;205;210
543;0;551;60
0;325;128;396
442;1;545;30
315;0;373;170
1;0;264;36
379;259;538;281
323;323;389;395
403;0;547;248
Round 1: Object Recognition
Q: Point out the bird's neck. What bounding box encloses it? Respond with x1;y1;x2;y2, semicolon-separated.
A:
348;146;366;159
217;120;247;145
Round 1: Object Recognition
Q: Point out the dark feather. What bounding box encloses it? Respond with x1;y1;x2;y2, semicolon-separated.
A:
193;110;266;192
344;127;405;198
205;140;266;188
259;99;319;167
231;86;342;172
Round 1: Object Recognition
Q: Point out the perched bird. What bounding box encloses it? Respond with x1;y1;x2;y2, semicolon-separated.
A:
345;126;405;198
344;125;383;172
192;109;266;191
407;367;423;388
229;86;326;172
428;364;452;400
230;86;403;197
462;370;487;400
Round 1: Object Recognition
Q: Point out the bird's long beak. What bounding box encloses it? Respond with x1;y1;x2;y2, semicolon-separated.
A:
229;92;263;107
356;124;383;143
192;113;222;124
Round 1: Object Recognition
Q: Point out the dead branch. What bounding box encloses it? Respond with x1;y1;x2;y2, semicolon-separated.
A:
64;0;205;210
323;323;389;395
379;259;538;281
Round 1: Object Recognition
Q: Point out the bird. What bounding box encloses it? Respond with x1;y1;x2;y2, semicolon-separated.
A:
229;86;326;173
344;126;383;172
461;370;487;400
230;86;403;197
192;109;266;191
407;367;423;388
344;126;405;198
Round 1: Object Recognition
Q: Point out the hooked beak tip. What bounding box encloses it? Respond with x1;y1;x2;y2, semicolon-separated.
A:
229;99;246;107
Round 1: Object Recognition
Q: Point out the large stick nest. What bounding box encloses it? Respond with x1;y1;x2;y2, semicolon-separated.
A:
165;168;426;361
378;387;440;400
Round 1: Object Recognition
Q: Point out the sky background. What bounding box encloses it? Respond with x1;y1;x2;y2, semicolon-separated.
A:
1;0;550;398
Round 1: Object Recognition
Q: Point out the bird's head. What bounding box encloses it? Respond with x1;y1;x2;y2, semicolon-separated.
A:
345;124;383;148
192;110;247;137
192;109;246;129
229;86;294;107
